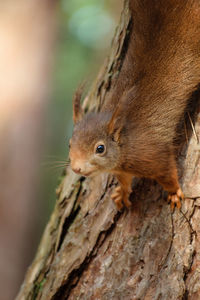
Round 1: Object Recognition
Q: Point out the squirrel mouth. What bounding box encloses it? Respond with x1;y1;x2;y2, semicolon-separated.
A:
82;168;99;177
82;171;93;177
71;166;95;177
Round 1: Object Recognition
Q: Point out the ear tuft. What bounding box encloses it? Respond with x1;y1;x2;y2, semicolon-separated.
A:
107;86;136;141
73;84;84;123
107;105;123;142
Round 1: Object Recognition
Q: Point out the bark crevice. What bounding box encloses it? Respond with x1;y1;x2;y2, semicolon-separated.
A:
52;211;122;300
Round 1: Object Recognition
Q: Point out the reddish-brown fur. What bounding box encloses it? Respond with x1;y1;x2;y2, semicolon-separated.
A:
70;0;200;209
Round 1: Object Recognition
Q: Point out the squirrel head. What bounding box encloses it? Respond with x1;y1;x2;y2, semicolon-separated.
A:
69;88;124;177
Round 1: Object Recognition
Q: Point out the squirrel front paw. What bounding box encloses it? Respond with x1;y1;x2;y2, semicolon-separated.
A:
111;185;132;210
167;188;184;210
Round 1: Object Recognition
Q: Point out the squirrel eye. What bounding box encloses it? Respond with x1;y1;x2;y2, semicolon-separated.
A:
96;144;105;154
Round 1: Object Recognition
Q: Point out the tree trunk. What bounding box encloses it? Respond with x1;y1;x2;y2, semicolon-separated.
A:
17;1;200;299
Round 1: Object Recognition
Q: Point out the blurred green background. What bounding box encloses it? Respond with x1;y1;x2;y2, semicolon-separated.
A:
40;0;122;229
0;2;122;299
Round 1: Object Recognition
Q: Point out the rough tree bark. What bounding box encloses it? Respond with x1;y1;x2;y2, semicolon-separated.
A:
17;1;200;299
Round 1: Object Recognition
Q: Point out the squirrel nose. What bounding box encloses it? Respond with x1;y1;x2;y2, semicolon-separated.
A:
72;167;81;174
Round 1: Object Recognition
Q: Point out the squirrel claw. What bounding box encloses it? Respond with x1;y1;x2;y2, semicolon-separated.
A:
111;186;123;210
111;186;131;210
123;195;132;208
167;188;184;210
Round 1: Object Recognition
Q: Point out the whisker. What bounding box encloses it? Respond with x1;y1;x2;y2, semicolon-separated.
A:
41;161;66;164
184;118;189;144
41;155;70;173
49;163;67;167
41;159;70;167
41;162;68;168
44;155;65;159
49;165;66;169
187;112;199;143
45;165;68;172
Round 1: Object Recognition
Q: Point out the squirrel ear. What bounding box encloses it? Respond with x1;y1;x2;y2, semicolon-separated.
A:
107;87;135;141
107;105;123;142
73;85;84;124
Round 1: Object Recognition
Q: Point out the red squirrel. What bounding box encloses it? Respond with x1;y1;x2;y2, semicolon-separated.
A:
69;0;200;210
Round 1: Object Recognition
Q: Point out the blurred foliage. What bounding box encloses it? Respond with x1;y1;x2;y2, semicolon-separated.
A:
40;0;121;223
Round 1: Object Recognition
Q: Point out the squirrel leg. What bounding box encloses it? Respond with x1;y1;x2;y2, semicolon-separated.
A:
156;162;184;209
111;173;133;210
